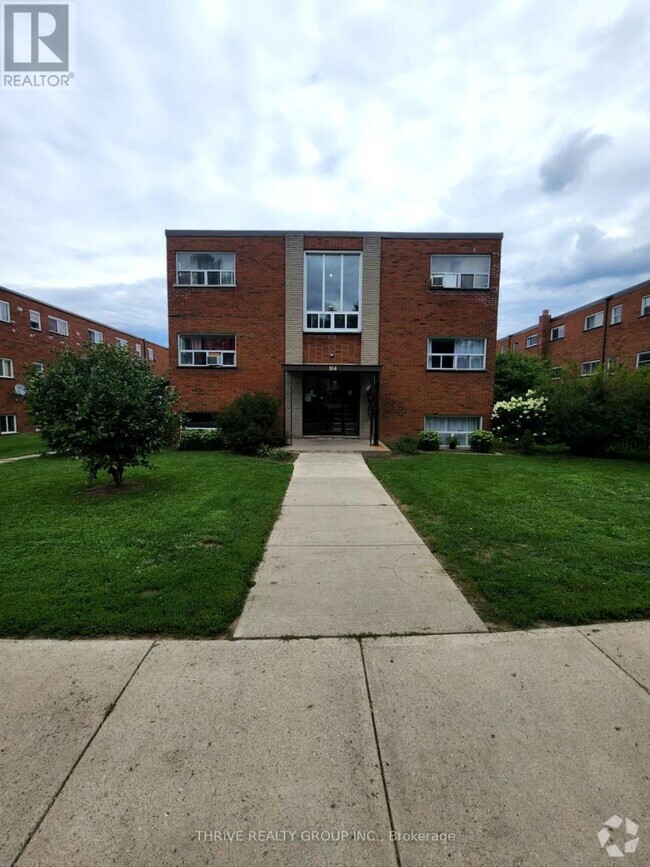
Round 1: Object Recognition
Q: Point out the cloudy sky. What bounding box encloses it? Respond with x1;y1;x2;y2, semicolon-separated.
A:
2;0;649;345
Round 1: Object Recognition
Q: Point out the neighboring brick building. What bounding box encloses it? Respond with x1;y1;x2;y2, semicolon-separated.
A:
0;286;169;435
497;279;650;377
166;230;503;444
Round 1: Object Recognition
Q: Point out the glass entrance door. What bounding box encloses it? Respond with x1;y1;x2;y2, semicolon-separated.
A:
303;374;360;436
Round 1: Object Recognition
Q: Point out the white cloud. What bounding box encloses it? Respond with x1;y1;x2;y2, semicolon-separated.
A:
0;0;649;343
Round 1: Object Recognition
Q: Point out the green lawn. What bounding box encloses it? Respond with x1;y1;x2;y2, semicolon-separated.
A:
0;433;45;459
368;453;650;628
0;451;292;636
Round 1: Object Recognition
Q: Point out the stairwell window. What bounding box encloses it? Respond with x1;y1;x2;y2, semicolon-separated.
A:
584;311;604;331
550;325;565;340
115;337;128;348
430;255;490;289
427;338;486;370
147;347;154;362
30;310;41;330
641;296;650;317
135;344;142;357
88;329;103;344
304;252;361;332
176;252;235;287
48;316;68;336
178;335;236;367
526;334;538;348
611;304;622;325
0;358;14;378
0;301;11;323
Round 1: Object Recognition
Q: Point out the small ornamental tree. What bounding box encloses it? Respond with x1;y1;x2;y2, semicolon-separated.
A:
492;389;548;450
26;343;179;486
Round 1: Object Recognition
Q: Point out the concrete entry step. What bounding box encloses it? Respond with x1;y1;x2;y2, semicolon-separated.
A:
287;437;391;455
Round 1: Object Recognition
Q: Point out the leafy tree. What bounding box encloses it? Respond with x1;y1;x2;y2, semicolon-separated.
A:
494;351;552;402
26;343;179;486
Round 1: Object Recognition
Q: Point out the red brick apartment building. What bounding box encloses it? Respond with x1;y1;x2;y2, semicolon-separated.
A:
497;278;650;378
0;286;169;435
166;230;503;445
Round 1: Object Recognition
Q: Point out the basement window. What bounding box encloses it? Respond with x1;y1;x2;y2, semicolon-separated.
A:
424;416;482;447
637;351;650;368
176;252;236;287
0;414;17;434
178;334;236;367
430;255;490;290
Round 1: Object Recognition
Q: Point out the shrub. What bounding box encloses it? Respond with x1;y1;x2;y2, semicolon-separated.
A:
268;448;294;462
178;428;225;451
218;392;285;455
494;351;552;402
418;430;441;451
468;430;494;453
518;430;536;455
26;343;179;486
392;434;420;455
447;435;459;450
492;390;548;449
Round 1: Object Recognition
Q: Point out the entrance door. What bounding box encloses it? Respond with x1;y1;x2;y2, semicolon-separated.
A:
303;374;360;436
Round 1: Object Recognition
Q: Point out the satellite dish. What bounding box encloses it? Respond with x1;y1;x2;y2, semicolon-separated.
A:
14;384;27;396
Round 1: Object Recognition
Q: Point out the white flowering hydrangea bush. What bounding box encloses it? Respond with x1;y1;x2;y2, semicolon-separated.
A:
492;390;548;447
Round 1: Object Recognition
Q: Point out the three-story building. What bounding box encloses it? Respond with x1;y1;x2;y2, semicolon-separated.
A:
166;230;503;445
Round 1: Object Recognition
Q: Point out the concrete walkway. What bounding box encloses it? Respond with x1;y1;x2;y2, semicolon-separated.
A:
235;453;486;638
2;625;648;866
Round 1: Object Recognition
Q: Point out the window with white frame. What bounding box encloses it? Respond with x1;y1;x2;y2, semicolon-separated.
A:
135;343;142;357
1;414;17;434
0;300;10;323
304;253;361;331
584;311;604;330
513;341;519;350
606;356;619;371
115;337;128;348
178;334;236;367
427;338;486;370
48;316;68;336
29;310;41;331
0;358;14;378
500;345;508;353
430;255;490;289
176;252;235;286
610;304;622;325
550;325;565;340
32;362;44;374
637;351;650;368
88;329;103;344
581;360;601;376
526;334;538;348
641;296;650;316
551;367;562;379
424;415;481;446
146;347;154;361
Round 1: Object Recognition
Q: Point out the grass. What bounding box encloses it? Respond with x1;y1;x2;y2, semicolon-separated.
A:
0;432;45;459
368;452;650;628
0;451;292;636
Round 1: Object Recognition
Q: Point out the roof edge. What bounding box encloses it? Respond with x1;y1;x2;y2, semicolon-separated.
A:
165;229;504;240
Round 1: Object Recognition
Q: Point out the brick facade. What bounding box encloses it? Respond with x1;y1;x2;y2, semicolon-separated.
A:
166;230;503;442
0;286;169;434
497;279;650;374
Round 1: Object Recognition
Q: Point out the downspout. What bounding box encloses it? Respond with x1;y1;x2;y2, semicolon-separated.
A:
601;297;611;367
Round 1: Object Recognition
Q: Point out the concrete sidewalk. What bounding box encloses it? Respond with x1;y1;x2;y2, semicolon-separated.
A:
235;453;486;638
3;625;648;866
